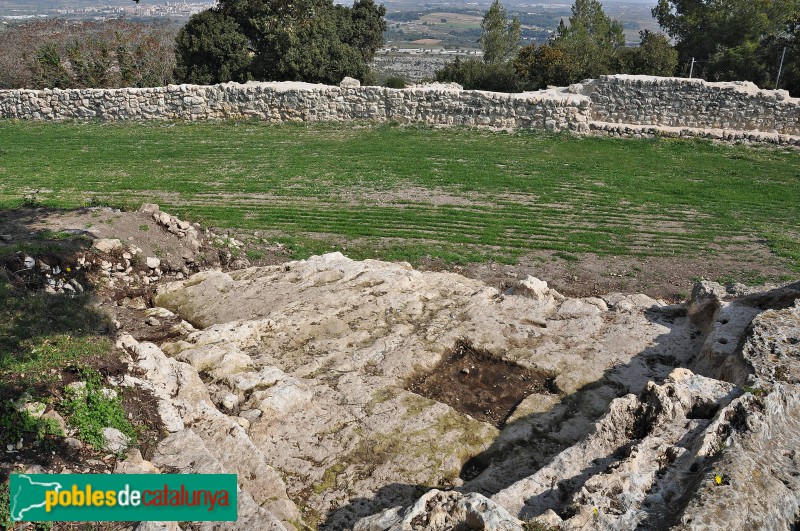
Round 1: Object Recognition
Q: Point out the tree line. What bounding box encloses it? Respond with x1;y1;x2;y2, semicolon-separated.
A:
0;0;796;96
436;0;797;95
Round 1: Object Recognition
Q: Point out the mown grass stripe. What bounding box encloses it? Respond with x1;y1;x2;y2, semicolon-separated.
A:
1;121;798;268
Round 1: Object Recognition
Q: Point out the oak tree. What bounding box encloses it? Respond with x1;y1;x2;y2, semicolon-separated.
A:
174;0;386;85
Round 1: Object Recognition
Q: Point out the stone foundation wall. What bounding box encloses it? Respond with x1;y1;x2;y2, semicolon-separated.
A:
1;75;798;141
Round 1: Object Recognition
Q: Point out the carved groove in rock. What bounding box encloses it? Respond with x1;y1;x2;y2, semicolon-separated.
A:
360;279;800;531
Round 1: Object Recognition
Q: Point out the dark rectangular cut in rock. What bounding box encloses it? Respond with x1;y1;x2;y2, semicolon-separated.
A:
405;340;557;428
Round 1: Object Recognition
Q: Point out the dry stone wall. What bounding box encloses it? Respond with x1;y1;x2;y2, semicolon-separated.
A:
0;81;590;132
583;74;800;135
1;75;798;143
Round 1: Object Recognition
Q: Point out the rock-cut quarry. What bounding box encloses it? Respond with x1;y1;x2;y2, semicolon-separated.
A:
111;239;799;530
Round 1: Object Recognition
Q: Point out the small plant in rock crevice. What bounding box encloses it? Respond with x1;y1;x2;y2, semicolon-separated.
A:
61;368;136;451
742;385;771;411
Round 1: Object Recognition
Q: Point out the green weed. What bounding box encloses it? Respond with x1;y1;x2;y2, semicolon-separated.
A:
0;405;63;448
35;229;87;242
554;251;580;262
61;368;136;452
716;271;768;286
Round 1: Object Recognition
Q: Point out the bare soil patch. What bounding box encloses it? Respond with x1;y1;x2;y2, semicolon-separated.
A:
337;186;493;207
405;341;557;428
419;243;797;302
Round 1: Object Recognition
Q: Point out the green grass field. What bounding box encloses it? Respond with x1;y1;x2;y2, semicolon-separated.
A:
1;121;799;268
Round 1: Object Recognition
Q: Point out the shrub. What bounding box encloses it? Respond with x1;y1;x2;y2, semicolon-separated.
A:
175;0;387;86
0;19;176;89
173;9;251;85
435;58;522;92
384;76;407;88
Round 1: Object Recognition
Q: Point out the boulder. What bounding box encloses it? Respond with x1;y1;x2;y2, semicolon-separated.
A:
92;238;122;253
143;254;800;530
519;275;550;299
102;427;130;453
153;429;291;531
114;449;160;474
151;253;698;526
138;203;160;215
340;77;361;88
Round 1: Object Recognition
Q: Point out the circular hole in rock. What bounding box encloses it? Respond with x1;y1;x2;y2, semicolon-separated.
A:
459;454;491;481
